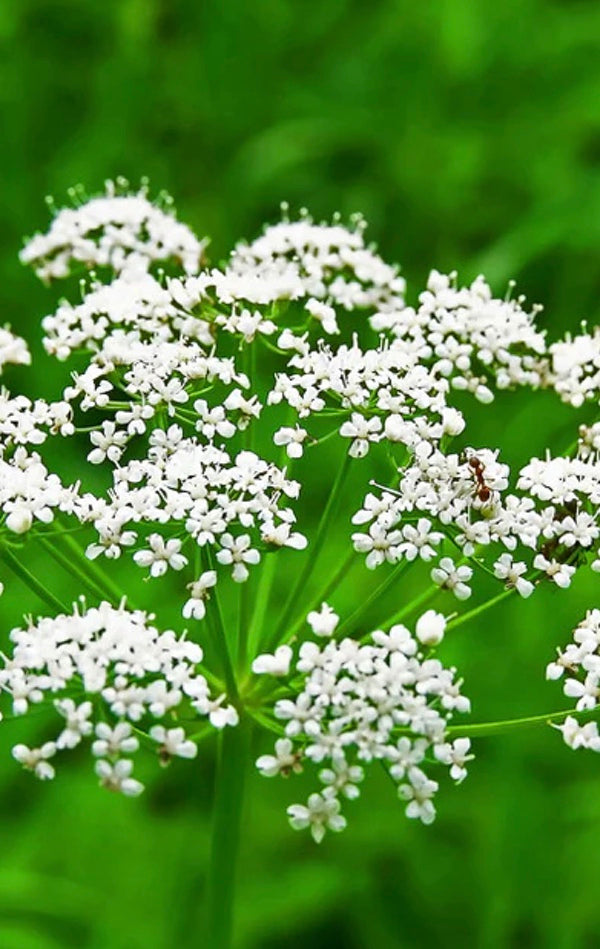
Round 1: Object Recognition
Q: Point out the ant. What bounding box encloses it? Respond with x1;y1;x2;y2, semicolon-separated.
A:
467;455;492;503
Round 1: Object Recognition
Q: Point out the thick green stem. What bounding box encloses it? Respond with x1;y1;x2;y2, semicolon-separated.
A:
206;721;250;949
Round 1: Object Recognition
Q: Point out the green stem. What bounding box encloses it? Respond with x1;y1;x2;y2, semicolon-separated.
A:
206;721;250;949
270;451;351;647
246;553;278;659
374;582;439;631
447;706;596;738
58;530;129;605
204;551;239;701
1;546;67;613
283;547;357;644
38;536;107;602
236;580;252;674
447;587;515;631
336;560;408;638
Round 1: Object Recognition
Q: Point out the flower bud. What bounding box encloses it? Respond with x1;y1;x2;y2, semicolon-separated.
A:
6;508;33;534
415;610;446;647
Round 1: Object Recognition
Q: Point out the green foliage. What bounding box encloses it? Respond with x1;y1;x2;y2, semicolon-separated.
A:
1;1;600;946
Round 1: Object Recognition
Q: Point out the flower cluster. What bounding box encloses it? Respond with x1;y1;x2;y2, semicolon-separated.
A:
548;610;600;752
1;179;598;842
267;337;454;456
373;270;547;400
548;327;600;408
77;425;303;587
0;328;31;374
254;606;472;841
2;601;237;792
229;212;406;314
20;179;205;282
353;444;600;599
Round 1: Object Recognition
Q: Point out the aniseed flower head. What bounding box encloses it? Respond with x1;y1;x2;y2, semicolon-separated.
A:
3;180;600;847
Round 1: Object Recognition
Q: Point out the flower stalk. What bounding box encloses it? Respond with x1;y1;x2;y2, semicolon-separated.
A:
206;719;250;949
269;451;351;648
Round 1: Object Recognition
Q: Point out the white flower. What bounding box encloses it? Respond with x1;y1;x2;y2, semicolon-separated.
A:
206;701;239;729
88;421;128;465
194;399;236;440
305;298;339;335
92;722;139;757
415;610;446;647
287;792;347;843
388;737;427;780
252;645;293;677
563;675;600;711
549;612;600;725
0;327;31;372
55;699;93;749
6;507;33;534
256;738;302;777
319;758;364;799
21;181;205;280
352;523;401;569
493;553;534;598
533;554;575;589
399;519;444;562
150;725;197;761
559;512;599;549
12;742;56;780
553;716;600;751
216;533;260;582
273;425;309;459
398;767;439;824
183;570;217;620
431;558;473;600
339;413;382;458
433;738;474;782
263;611;470;832
223;389;262;429
307;603;339;637
260;523;307;550
441;407;465;437
0;601;227;792
133;533;188;577
95;758;144;796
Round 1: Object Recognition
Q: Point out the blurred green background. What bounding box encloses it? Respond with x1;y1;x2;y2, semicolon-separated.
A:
1;1;600;947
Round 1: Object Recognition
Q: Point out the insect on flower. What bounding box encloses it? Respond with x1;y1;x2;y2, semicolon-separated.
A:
467;454;492;504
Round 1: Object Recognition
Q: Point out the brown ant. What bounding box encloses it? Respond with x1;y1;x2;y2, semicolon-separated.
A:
467;455;492;503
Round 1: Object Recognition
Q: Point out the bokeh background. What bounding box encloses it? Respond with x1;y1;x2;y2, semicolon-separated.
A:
1;1;600;947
